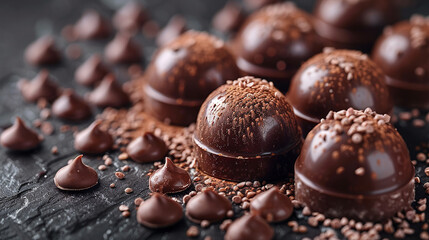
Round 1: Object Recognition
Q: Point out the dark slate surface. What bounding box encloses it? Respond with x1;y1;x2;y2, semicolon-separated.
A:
0;0;428;239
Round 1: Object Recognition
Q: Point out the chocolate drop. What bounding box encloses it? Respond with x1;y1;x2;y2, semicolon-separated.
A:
185;189;232;223
75;54;110;86
105;33;142;64
74;120;114;154
113;1;148;32
54;155;98;191
149;157;191;194
86;74;130;108
74;10;111;40
156;15;186;47
24;36;61;66
0;117;42;151
18;70;60;102
52;89;92;122
250;187;293;222
244;0;280;10
224;214;274;240
136;193;183;228
126;132;168;163
212;1;245;33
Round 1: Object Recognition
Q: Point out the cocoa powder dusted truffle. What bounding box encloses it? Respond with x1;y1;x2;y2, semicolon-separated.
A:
287;49;393;135
313;0;399;52
194;76;302;181
232;2;323;91
295;108;415;221
149;157;191;194
0;117;42;151
372;15;429;109
136;193;183;228
54;155;99;191
143;30;240;126
18;70;60;102
185;189;232;223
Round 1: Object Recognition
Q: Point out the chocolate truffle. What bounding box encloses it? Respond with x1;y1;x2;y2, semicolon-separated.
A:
74;10;111;40
250;187;293;222
212;1;245;33
113;1;148;33
185;189;232;223
74;120;114;154
54;155;99;191
372;15;429;109
313;0;399;52
75;54;110;86
136;193;183;228
224;214;274;240
149;157;191;194
144;30;240;126
194;76;302;181
105;33;142;64
18;70;60;102
52;89;92;122
0;117;42;151
86;74;130;108
126;132;168;163
156;15;186;47
232;2;323;91
287;49;393;135
295;108;415;221
24;36;61;66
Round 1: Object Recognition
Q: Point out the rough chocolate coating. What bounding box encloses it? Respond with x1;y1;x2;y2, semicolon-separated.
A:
185;189;232;223
224;214;274;240
136;193;183;228
313;0;399;52
194;76;302;181
126;132;168;163
232;2;323;91
144;30;240;126
74;120;114;154
18;70;60;102
86;74;130;108
74;10;111;40
75;54;110;87
372;15;429;109
52;90;92;122
287;49;393;135
149;157;191;194
250;187;293;222
54;155;99;191
0;117;42;151
295;108;415;221
24;36;61;66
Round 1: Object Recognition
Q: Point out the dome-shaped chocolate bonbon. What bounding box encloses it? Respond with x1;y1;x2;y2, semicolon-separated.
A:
295;108;415;221
194;76;302;181
143;30;239;126
232;2;323;91
372;15;429;109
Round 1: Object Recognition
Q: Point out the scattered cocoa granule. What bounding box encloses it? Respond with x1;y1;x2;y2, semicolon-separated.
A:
119;205;129;211
115;172;125;179
124;187;133;194
110;183;115;188
118;152;129;160
98;165;107;171
122;211;130;218
121;165;130;172
40;108;51;120
51;146;58;155
220;219;232;231
105;157;113;166
41;122;54;135
201;220;210;228
65;44;82;60
186;226;199;237
134;197;144;206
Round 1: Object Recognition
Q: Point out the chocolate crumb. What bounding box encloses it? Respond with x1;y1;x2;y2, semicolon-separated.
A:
186;226;199;237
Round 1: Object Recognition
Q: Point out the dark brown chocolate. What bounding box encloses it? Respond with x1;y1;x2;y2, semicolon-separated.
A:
372;15;429;109
0;117;42;151
86;74;130;108
224;214;274;240
75;54;110;87
287;49;393;135
113;1;148;33
156;15;186;47
136;193;183;228
250;187;293;222
18;70;60;102
194;76;302;181
185;189;232;223
74;120;114;154
243;0;280;10
149;157;191;194
232;2;323;91
52;89;92;122
24;36;61;66
54;155;99;191
295;108;415;221
104;33;142;64
74;10;111;40
126;132;168;163
212;1;245;33
144;30;240;126
313;0;399;52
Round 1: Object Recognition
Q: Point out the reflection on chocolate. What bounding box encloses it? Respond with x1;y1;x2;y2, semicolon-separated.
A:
24;36;61;66
113;1;148;32
194;77;302;181
212;1;245;33
156;15;186;47
185;189;232;223
52;89;92;121
372;15;429;109
224;214;273;240
144;30;239;126
287;49;393;135
86;74;130;108
74;10;111;40
313;0;399;52
18;70;60;102
75;54;110;86
233;2;323;91
105;33;142;64
54;155;98;191
74;120;114;154
250;187;293;222
126;132;168;163
0;117;42;151
136;193;183;228
243;0;280;10
149;157;191;194
295;108;415;221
